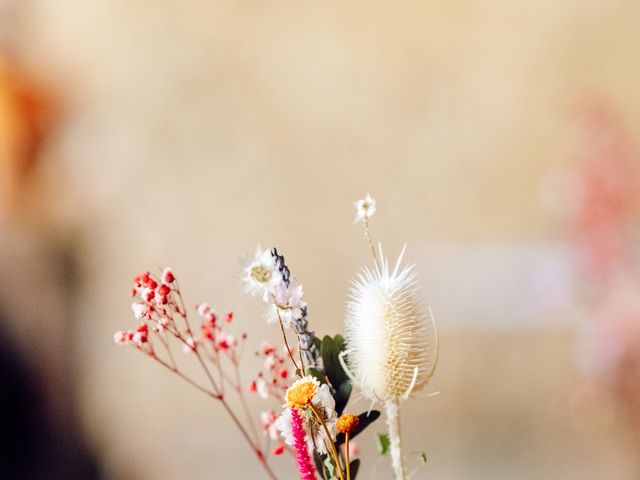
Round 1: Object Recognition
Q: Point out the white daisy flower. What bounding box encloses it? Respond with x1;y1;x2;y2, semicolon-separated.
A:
353;193;376;224
243;246;282;297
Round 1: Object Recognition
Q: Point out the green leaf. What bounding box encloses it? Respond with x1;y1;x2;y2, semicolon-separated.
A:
313;452;327;479
321;335;347;388
377;433;390;455
336;410;381;444
349;459;361;479
335;380;352;416
420;452;428;465
324;457;338;480
333;334;346;353
306;367;327;384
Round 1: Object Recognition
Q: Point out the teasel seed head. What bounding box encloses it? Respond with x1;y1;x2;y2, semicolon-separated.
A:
344;245;438;402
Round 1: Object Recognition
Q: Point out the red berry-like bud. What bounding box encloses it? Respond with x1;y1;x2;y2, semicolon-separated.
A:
225;312;233;323
279;368;288;379
201;324;214;341
272;443;285;456
157;284;170;297
161;268;175;284
248;381;257;393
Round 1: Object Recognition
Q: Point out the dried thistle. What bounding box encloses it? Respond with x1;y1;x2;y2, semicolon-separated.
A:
345;246;437;401
344;195;438;480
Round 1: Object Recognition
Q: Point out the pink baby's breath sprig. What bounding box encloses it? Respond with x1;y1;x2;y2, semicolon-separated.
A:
115;268;279;480
247;342;292;402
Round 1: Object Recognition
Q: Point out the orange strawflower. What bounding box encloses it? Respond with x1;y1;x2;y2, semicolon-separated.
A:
337;413;359;435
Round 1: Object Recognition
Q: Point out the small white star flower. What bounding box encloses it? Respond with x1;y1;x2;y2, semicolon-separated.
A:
353;193;376;224
243;246;282;297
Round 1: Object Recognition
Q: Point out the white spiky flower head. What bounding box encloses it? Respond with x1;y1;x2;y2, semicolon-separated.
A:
344;245;438;402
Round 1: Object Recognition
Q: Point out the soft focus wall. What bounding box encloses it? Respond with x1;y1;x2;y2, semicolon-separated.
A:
2;1;640;479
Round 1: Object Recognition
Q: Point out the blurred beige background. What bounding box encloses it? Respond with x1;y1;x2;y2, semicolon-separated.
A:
3;0;640;478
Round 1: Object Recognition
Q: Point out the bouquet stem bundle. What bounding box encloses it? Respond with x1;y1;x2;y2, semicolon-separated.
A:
114;194;437;480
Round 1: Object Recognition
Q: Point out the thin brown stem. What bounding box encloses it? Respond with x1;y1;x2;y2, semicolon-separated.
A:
158;333;177;370
204;349;235;386
274;302;301;375
310;429;329;479
345;434;351;480
146;352;278;480
363;217;380;271
309;403;344;480
234;361;261;445
218;400;278;480
297;336;306;373
167;287;277;478
150;352;217;399
214;348;226;396
173;287;222;395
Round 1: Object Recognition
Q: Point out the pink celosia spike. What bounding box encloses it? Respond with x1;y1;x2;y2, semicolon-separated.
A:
290;408;316;480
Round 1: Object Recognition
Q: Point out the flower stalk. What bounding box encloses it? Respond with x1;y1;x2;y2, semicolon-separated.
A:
344;433;351;480
385;398;406;480
309;403;345;480
347;194;438;480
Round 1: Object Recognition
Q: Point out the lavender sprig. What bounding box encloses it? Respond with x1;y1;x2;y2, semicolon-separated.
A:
271;247;320;368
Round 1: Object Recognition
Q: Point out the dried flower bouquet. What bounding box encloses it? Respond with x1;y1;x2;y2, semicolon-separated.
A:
114;195;438;480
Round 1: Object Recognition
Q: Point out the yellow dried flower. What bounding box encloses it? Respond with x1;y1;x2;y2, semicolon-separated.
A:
285;376;320;409
336;414;359;435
